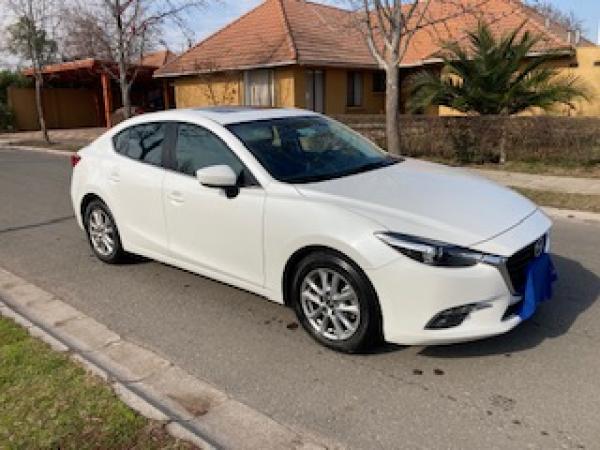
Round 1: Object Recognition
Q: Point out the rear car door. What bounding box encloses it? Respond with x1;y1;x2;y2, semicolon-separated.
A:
162;122;265;287
108;122;172;257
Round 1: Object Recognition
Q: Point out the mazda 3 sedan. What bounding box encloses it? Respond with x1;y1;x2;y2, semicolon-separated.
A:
71;107;556;352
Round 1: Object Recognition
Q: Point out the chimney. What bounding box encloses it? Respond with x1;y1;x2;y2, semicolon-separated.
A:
575;29;581;45
567;30;572;44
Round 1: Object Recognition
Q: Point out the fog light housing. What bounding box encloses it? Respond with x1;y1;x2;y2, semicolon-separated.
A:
425;303;489;330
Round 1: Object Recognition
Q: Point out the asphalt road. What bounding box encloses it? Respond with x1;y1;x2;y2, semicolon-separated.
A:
1;148;599;449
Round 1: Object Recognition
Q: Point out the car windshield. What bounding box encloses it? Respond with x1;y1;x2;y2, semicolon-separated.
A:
227;116;400;183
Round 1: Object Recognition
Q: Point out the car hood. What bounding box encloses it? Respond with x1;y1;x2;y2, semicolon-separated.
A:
295;158;537;248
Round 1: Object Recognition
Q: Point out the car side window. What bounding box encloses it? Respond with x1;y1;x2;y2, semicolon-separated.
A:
114;129;129;155
174;123;251;184
113;123;165;166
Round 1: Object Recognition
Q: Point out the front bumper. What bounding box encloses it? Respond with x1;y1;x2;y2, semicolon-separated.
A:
368;209;551;346
367;258;522;345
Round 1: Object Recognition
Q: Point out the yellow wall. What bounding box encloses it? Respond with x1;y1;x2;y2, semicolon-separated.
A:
322;68;384;114
174;72;243;108
363;71;386;114
274;67;297;107
294;67;306;108
171;66;385;115
564;46;600;116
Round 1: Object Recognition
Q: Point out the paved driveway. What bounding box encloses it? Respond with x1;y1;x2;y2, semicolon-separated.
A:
1;148;599;449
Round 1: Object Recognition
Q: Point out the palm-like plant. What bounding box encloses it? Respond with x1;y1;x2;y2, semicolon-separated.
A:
408;21;587;162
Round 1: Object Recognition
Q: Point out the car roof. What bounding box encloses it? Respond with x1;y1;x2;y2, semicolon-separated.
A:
125;107;320;126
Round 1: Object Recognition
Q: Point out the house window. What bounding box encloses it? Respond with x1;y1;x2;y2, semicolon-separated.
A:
244;69;275;107
373;71;386;93
305;69;325;113
346;71;363;107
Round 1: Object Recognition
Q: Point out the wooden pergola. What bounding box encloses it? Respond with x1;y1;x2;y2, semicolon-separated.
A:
24;58;171;127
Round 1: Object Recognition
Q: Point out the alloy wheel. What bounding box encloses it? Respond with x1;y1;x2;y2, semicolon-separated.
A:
300;268;361;341
88;208;116;257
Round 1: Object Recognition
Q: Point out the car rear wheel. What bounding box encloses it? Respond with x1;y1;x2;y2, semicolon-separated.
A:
84;200;126;264
291;251;382;353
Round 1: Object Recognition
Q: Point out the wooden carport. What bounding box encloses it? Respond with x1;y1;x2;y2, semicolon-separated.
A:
23;58;170;128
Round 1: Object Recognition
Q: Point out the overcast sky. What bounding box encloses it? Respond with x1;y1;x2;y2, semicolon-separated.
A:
2;0;599;69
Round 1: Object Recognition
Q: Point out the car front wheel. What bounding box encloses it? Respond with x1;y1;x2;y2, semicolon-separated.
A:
291;251;382;353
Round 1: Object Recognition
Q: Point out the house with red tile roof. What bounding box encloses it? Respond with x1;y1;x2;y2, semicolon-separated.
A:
157;0;599;116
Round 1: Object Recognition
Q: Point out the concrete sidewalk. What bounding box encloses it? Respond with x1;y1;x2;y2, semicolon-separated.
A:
471;168;600;196
0;128;104;147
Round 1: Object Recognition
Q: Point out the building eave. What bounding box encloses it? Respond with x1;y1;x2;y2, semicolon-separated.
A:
154;60;298;78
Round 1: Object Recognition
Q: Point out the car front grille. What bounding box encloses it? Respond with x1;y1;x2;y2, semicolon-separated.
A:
505;237;544;293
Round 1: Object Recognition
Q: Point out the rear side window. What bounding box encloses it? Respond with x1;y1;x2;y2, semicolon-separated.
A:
113;123;165;166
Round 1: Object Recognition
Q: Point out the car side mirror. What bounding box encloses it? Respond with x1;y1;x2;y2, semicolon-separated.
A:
196;165;237;188
196;165;239;198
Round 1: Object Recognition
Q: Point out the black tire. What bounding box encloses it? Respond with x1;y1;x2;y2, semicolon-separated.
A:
291;250;382;353
84;200;126;264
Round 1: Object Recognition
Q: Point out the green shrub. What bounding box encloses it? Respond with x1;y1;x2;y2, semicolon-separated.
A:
0;70;31;104
335;115;600;166
0;102;15;131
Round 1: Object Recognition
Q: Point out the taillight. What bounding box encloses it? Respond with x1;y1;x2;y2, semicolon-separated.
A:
71;154;81;167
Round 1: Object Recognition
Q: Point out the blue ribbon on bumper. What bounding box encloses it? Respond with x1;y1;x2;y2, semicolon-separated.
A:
518;253;558;321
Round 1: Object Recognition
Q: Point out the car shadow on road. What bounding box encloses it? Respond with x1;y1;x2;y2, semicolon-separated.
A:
120;254;151;265
415;254;599;358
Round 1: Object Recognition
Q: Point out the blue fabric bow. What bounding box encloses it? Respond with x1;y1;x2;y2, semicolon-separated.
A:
518;253;557;321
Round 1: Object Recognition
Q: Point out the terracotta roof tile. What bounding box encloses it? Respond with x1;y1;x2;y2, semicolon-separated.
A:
399;0;573;65
155;0;576;77
140;50;178;68
156;0;297;76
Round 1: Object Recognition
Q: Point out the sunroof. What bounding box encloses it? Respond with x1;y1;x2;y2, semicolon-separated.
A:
194;106;264;113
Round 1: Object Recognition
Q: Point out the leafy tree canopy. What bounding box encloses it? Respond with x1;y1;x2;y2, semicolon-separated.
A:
6;16;57;68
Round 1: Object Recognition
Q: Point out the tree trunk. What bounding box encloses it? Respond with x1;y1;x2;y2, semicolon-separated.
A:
34;72;50;144
119;65;131;120
385;64;401;155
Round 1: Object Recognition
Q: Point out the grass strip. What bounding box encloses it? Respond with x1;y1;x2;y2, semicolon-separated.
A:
513;187;600;213
0;316;194;449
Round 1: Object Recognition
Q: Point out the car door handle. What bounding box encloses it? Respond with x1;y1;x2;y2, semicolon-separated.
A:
168;191;184;204
108;170;120;183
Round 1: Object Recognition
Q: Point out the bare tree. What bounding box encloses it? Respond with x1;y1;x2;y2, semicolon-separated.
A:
525;1;584;36
352;0;491;154
4;0;58;142
61;0;206;121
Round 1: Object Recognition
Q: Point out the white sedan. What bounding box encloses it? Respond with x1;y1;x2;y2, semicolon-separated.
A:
70;107;555;352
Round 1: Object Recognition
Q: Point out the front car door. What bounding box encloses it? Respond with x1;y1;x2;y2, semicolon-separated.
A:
108;122;172;257
162;122;265;288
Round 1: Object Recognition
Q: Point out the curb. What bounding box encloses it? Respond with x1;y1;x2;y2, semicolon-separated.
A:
0;144;74;157
542;206;600;224
0;268;333;450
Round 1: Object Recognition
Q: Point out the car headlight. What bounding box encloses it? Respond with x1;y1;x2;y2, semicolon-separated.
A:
375;232;499;267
